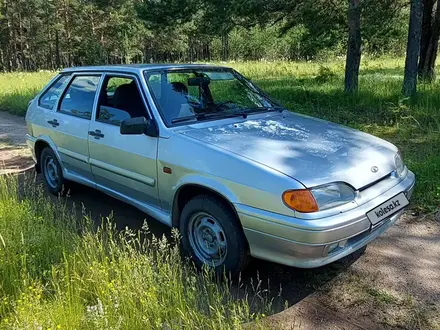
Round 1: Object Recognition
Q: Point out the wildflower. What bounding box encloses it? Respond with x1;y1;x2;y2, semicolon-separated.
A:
97;298;104;315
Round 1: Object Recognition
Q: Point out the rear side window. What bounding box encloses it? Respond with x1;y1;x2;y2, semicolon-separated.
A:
38;75;71;110
59;75;100;120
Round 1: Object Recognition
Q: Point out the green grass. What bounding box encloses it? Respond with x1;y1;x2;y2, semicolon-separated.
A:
366;287;398;304
0;58;439;210
0;71;55;116
0;175;268;329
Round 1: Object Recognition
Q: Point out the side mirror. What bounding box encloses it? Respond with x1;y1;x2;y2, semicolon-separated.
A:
120;117;159;137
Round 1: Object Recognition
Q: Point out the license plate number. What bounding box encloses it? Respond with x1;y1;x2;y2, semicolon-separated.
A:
366;192;409;225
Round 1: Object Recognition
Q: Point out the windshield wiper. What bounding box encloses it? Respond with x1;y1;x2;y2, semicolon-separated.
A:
243;106;285;113
171;112;248;124
171;105;285;124
171;115;199;124
202;112;249;120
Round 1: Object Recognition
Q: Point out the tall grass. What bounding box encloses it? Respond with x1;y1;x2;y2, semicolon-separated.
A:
0;175;268;329
0;58;439;210
0;71;54;115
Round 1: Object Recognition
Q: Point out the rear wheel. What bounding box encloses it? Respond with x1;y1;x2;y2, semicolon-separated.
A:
40;147;66;195
180;195;250;276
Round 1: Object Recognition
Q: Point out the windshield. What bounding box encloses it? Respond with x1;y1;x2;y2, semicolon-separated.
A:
144;69;279;126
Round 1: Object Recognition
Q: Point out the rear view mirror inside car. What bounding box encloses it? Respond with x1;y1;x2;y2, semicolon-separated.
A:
187;77;210;86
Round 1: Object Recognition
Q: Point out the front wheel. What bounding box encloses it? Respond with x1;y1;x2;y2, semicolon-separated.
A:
180;195;250;276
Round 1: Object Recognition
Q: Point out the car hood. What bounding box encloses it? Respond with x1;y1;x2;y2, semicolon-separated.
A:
180;112;398;189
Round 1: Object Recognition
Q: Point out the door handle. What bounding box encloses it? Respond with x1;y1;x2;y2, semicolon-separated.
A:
89;129;104;139
47;119;59;127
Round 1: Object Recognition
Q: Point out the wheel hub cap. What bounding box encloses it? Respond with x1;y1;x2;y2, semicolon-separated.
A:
188;212;228;267
43;156;59;189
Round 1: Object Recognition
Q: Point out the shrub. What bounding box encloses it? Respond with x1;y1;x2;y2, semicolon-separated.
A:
315;66;337;82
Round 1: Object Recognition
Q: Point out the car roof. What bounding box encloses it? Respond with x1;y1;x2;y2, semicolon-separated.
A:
61;63;232;74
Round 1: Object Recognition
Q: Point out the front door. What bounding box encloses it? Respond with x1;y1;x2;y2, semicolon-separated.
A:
87;74;160;208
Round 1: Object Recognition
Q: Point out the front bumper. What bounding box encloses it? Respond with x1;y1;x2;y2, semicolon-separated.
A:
236;170;416;268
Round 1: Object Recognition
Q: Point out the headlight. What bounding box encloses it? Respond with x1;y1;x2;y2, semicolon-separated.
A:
282;183;355;213
310;183;356;211
395;152;405;177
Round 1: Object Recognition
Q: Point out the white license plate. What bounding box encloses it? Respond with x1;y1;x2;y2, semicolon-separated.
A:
366;192;409;225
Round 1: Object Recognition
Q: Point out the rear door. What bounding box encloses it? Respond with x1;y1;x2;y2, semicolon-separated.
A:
87;73;160;208
27;73;71;153
53;73;102;183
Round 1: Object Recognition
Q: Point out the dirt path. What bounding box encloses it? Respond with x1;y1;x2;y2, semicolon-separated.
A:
3;111;439;329
0;111;33;174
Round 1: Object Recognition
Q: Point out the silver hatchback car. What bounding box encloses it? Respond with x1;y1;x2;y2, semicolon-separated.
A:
26;64;415;274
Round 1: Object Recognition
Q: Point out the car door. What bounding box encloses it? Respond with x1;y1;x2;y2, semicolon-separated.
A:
27;74;72;153
50;73;102;184
87;73;160;208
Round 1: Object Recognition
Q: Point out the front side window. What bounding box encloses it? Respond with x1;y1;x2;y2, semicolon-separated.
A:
144;69;278;126
59;75;100;119
39;74;71;110
96;75;147;126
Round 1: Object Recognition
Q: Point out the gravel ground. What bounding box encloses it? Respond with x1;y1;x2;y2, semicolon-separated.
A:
0;111;33;174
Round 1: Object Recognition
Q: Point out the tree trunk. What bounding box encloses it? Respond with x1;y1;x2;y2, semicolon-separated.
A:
344;0;362;93
419;0;440;81
187;35;193;62
403;0;424;96
221;30;229;61
18;9;23;70
63;1;71;67
3;0;11;71
55;30;61;69
0;50;5;72
206;41;211;61
418;0;435;77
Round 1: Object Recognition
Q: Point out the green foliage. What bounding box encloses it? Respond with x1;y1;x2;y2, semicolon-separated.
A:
0;0;411;69
361;0;409;55
0;175;269;329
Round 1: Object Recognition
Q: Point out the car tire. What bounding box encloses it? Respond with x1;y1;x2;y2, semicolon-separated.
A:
40;147;67;195
180;194;250;276
358;244;367;254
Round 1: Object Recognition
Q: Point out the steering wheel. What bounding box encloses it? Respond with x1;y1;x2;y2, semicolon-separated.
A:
211;100;236;113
